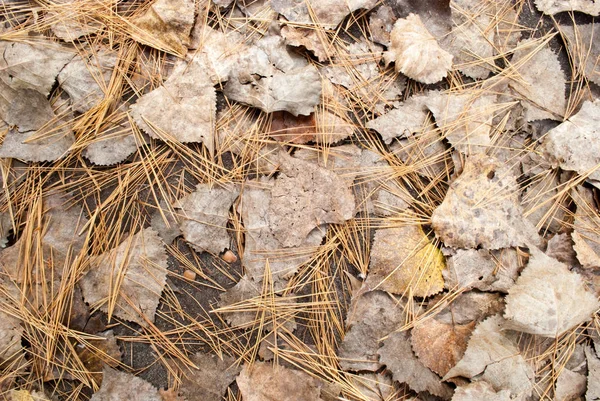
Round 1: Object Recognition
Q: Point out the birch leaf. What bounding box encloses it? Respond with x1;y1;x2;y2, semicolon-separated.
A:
541;99;600;188
508;40;566;122
444;315;534;398
452;381;512;401
384;13;453;84
431;154;540;250
560;23;600;85
236;362;322;401
535;0;600;15
378;331;453;398
271;0;378;29
504;249;599;337
130;58;216;152
79;227;168;327
174;353;241;401
131;0;195;55
224;35;322;116
176;184;239;255
90;367;161;401
365;225;445;298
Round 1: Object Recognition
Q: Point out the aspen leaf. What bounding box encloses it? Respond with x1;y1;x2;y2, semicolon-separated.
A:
90;367;161;401
560;23;600;85
452;381;512;401
535;0;600;15
271;0;378;29
366;94;430;144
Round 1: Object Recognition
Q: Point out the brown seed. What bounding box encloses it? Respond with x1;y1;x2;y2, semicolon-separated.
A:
221;250;237;263
183;269;196;281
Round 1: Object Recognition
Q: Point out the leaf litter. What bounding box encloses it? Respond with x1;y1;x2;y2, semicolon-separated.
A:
0;0;599;400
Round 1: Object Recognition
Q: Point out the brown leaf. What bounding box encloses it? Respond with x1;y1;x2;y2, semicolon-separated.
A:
411;318;475;377
90;367;161;401
271;0;378;29
452;381;512;401
560;23;600;85
175;352;241;401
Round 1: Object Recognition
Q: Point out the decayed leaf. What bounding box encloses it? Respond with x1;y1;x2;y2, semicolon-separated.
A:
130;58;216;152
554;368;586;401
281;25;328;62
424;90;496;154
79;227;168;327
546;232;579;266
176;184;239;255
58;48;118;113
366;94;430;144
150;200;182;245
535;0;600;15
271;0;378;29
431;154;540;250
236;362;322;401
572;195;600;269
349;373;397;401
411;318;475;377
0;125;75;162
224;34;321;116
174;352;241;401
365;225;445;298
586;346;600;401
541;99;600;188
0;41;74;96
444;315;535;398
508;39;566;121
560;23;600;85
444;248;521;292
338;291;407;371
378;331;453;398
504;249;599;337
369;5;395;46
0;281;23;360
384;13;453;84
90;367;161;401
452;381;512;401
433;291;506;326
131;0;195;54
188;25;245;83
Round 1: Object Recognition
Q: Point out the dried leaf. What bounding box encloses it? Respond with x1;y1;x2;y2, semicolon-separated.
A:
444;315;534;398
130;58;216;152
338;291;407;371
535;0;600;15
572;197;600;269
431;154;540;249
58;48;118;113
555;368;586;401
411;318;475;377
90;367;161;401
236;361;322;401
175;352;241;401
508;40;566;121
384;13;453;84
522;170;569;233
0;281;23;360
271;0;378;29
541;99;600;188
79;227;168;327
82;111;140;166
444;248;521;292
378;331;453;398
546;232;579;266
188;25;245;83
366;94;430;144
504;249;599;337
452;381;512;401
10;390;51;401
560;23;600;85
224;35;322;116
176;184;239;255
0;126;75;162
0;41;74;96
585;346;600;401
349;373;397;401
281;25;328;62
132;0;195;54
433;291;505;326
369;5;395;46
49;1;104;42
365;225;445;298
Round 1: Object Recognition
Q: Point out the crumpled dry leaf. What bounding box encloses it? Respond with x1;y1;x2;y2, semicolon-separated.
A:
174;352;241;401
546;232;579;266
384;13;453;84
281;25;329;62
365;224;445;298
224;34;322;116
535;0;600;15
504;249;599;337
444;248;521;292
424;90;496;154
452;381;512;401
444;315;535;398
90;367;161;401
411;318;476;377
560;23;600;85
0;41;75;96
131;0;195;54
58;48;118;113
271;0;378;29
586;346;600;401
431;154;540;250
79;227;168;327
366;94;430;144
175;184;239;255
236;361;322;401
130;58;216;152
338;290;407;371
572;194;600;269
541;99;600;188
508;39;566;122
378;331;453;398
554;368;586;401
